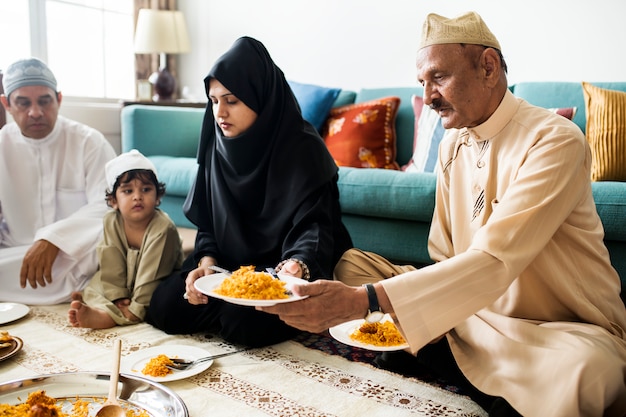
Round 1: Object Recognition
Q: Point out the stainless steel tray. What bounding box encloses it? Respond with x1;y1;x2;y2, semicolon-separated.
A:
0;371;188;416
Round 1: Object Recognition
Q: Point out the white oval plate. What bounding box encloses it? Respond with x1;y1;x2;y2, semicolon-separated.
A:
0;303;30;325
121;345;213;382
194;272;308;307
329;314;410;352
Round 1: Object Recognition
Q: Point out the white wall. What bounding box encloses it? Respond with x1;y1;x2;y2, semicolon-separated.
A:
178;0;626;99
7;0;621;153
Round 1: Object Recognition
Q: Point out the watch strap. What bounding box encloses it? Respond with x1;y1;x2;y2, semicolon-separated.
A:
364;283;381;314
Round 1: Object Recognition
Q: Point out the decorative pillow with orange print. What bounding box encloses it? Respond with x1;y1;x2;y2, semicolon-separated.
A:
321;96;401;169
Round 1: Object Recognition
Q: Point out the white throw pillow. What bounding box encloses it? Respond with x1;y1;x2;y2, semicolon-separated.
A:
404;94;446;173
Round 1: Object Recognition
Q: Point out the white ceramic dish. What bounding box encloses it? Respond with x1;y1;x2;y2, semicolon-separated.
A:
121;345;214;382
194;272;308;307
0;371;188;416
329;314;410;352
0;303;30;325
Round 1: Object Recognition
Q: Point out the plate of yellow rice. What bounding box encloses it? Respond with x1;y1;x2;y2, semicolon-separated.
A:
194;270;308;307
121;345;213;382
329;314;410;351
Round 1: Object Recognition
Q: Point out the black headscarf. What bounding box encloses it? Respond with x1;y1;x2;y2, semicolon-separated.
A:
183;36;339;268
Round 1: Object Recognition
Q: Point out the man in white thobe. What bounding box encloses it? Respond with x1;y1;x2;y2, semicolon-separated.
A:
0;57;116;305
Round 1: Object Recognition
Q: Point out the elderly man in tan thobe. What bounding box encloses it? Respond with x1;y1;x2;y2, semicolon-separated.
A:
260;11;626;417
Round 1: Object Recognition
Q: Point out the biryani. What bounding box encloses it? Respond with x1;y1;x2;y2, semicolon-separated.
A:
214;265;289;300
0;390;149;416
0;331;13;349
350;320;407;347
141;354;174;377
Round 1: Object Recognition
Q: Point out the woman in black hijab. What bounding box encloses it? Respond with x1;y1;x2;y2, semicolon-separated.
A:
148;36;352;347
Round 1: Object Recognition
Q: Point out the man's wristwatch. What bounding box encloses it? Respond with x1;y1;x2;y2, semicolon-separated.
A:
363;283;385;323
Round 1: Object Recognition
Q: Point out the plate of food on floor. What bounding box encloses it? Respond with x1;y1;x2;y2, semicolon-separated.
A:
329;314;410;352
121;344;216;383
194;265;308;307
0;331;23;362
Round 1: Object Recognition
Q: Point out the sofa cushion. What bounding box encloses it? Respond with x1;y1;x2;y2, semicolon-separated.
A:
582;82;626;181
592;181;626;241
337;167;436;222
332;90;357;108
288;80;341;131
149;156;198;197
322;96;401;169
404;95;446;173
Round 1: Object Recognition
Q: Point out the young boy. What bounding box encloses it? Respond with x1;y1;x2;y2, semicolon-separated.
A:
68;150;184;329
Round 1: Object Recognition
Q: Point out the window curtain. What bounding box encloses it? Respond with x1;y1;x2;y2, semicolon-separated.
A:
0;71;6;128
133;0;181;99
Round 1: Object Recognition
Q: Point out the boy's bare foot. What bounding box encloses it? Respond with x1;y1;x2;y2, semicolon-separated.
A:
70;291;83;302
68;300;115;329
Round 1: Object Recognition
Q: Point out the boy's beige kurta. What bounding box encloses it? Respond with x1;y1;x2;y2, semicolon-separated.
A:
82;209;184;325
381;91;626;416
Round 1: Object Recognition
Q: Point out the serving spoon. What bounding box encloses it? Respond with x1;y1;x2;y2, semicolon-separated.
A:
95;338;125;417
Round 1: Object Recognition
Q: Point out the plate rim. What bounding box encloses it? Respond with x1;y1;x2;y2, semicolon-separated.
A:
329;315;410;352
0;336;23;362
0;302;30;325
194;272;308;307
121;344;214;382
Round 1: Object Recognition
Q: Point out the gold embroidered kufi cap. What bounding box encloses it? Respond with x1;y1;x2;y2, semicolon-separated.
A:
419;11;501;50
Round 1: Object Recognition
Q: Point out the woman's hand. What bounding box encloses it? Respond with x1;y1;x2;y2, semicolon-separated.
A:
184;267;210;305
184;256;217;305
276;260;302;278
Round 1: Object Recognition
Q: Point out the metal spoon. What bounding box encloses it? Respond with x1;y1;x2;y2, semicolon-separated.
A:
95;338;125;417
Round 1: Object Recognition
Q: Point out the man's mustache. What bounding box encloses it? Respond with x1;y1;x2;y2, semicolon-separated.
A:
429;99;443;111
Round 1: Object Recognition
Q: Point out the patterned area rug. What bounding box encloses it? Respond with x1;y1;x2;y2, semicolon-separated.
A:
294;331;466;395
1;305;486;416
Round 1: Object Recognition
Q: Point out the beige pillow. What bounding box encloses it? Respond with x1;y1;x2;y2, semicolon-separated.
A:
582;82;626;181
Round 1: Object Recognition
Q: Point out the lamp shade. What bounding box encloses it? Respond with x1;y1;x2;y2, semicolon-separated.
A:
134;9;190;54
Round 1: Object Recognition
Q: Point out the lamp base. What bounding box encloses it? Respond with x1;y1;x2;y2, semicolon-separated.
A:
148;68;176;102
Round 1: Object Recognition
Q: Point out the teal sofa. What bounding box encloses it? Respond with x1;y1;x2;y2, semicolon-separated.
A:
120;82;626;301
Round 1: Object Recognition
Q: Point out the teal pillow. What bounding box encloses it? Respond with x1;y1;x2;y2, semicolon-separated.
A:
288;80;341;131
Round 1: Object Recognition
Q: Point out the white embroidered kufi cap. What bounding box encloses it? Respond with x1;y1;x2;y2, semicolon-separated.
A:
105;149;158;191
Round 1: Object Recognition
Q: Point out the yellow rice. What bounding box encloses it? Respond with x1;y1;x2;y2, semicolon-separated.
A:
214;265;289;300
350;321;406;347
141;354;174;377
0;390;149;417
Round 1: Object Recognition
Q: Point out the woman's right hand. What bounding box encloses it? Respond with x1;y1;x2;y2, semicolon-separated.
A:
184;268;209;305
184;256;217;305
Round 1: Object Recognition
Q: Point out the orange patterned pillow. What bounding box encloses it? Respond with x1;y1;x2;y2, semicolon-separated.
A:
321;96;400;169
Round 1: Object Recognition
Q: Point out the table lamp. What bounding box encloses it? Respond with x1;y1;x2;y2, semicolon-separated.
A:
134;9;190;101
